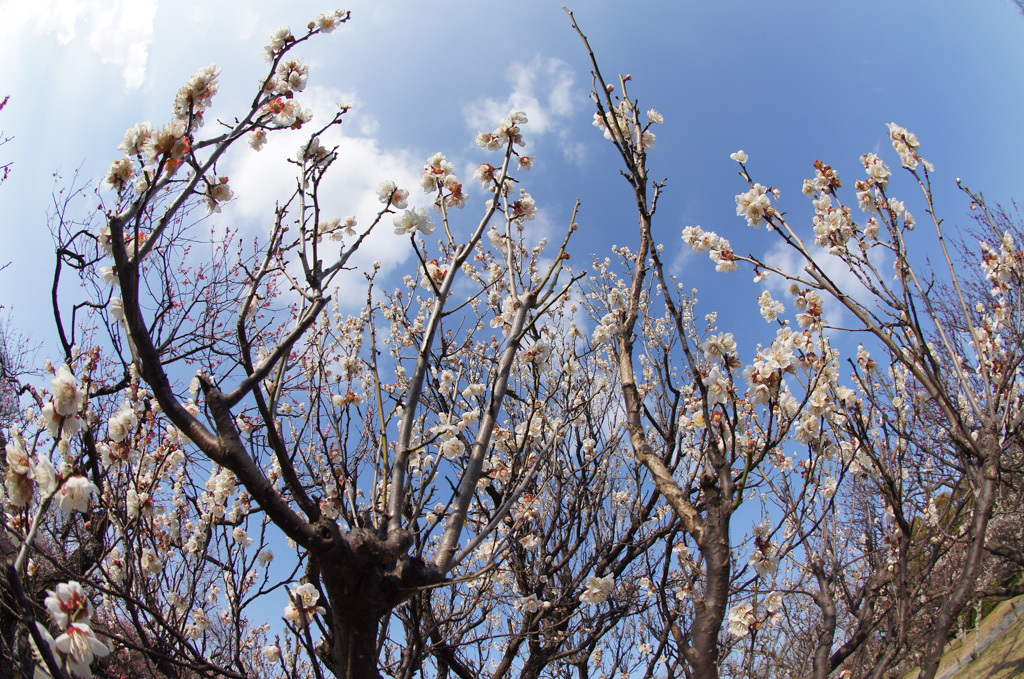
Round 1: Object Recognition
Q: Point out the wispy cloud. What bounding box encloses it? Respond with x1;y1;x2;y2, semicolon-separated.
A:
3;0;158;89
222;85;426;309
463;55;580;159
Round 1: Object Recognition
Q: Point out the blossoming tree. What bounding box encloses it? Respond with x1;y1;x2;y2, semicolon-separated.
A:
3;8;1023;679
680;113;1024;679
1;11;693;679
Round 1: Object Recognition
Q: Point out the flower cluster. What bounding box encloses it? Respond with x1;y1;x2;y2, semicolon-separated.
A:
318;215;358;241
579;574;614;605
377;180;409;210
4;434;56;506
702;332;737;364
393;207;436;236
107;117;193;193
811;194;856;254
510;189;537;223
264;27;295;60
735;183;776;228
681;226;739;273
887;122;932;171
57;476;98;514
41;364;86;438
521;340;552;369
742;329;796;406
107;403;139;443
420;152;467;209
854;152;892;217
980;231;1022;297
476;110;528;151
592;100;658;150
296;136;336;170
727;601;755;638
40;582;110;678
727;592;783;639
266;58;309;97
801;159;843;197
423;259;448;286
260;95;312;129
757;290;785;323
284;583;325;626
313;10;349;34
172;64;220;132
204;176;234;213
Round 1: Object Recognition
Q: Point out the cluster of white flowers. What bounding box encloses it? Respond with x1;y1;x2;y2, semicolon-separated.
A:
476;110;528;151
42;364;85;438
861;152;891;187
107;112;194;193
791;286;825;330
801;159;842;198
296;136;336;168
203;466;238;522
420;152;467;208
980;231;1021;297
757;290;785;323
735;183;776;228
262;644;282;663
811;193;857;254
4;435;53;507
172;64;220;132
145;120;192;175
703;365;732;406
727;592;784;639
592;311;619;344
521;340;551;370
104;156;135;192
393;206;436;236
284;583;325;626
591;100;658;150
517;593;545;613
318;215;358;241
422;259;448;287
264;27;295;60
204;176;234;213
57;476;99;514
40;582;110;678
742;328;799;406
377;180;409;210
107;403;139;443
267;58;309;97
579;574;615;605
702;332;737;364
887;122;933;171
260;95;312;129
314;9;348;33
681;225;739;273
510;189;538;223
727;601;755;638
140;547;163;575
438;434;465;461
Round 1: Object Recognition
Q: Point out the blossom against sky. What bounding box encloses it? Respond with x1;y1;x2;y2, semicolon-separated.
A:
2;0;1023;348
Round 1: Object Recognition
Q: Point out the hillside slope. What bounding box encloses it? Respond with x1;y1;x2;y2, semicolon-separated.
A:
904;596;1024;679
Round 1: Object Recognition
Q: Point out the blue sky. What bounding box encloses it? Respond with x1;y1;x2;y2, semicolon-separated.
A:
2;0;1024;353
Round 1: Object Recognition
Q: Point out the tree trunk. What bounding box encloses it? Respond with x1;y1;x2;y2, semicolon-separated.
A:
685;493;731;679
331;613;382;679
916;439;999;679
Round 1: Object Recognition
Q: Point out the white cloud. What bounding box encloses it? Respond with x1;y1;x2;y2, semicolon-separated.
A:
4;0;158;89
222;85;427;310
463;55;578;141
760;238;887;329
